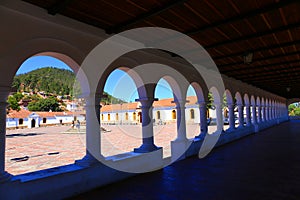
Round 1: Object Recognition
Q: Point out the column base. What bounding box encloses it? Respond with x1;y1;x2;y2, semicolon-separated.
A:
134;144;161;153
226;127;236;133
195;132;207;140
75;151;100;167
171;139;192;162
0;171;12;183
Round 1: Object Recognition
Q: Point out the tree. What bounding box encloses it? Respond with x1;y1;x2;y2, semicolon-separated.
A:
13;92;24;102
7;96;20;111
28;96;62;111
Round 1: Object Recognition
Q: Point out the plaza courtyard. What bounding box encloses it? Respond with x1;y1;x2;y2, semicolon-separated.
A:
5;123;226;175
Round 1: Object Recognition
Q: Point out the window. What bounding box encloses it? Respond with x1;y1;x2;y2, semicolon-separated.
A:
19;118;23;125
43;118;47;123
190;109;195;119
172;110;176;119
116;113;119;121
157;111;161;120
125;112;129;120
133;112;136;121
101;114;104;121
108;114;111;121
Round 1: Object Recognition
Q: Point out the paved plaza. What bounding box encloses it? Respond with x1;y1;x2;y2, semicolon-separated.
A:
5;123;223;175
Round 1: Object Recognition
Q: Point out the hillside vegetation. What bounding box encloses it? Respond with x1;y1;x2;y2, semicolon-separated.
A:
11;67;125;104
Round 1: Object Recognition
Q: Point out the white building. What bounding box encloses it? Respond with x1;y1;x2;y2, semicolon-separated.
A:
6;109;85;129
100;96;222;125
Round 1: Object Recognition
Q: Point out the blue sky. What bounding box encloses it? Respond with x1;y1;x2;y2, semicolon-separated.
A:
17;56;71;75
17;56;196;101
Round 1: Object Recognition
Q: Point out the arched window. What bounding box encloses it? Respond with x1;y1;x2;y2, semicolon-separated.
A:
125;112;129;120
133;112;136;121
190;109;195;119
108;114;111;121
172;110;176;119
101;114;104;121
116;113;119;121
157;111;161;120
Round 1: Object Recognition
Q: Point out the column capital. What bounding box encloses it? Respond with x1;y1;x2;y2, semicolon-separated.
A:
172;99;189;108
197;101;208;106
135;97;158;107
227;103;235;108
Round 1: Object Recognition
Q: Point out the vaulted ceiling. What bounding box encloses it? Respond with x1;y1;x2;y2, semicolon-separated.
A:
22;0;300;99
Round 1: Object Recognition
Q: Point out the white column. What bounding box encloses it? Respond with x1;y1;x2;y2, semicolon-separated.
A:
76;94;101;166
215;103;223;132
134;98;160;153
257;105;262;123
173;100;188;142
197;101;208;138
261;106;265;122
269;104;273;120
237;104;244;129
245;104;251;126
265;105;269;121
251;105;257;125
227;103;235;132
0;101;11;182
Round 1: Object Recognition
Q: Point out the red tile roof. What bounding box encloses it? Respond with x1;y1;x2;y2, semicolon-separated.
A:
101;102;139;112
101;96;199;112
7;110;76;119
7;109;31;118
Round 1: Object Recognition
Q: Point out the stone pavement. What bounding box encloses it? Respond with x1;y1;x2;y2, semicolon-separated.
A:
70;120;300;200
6;123;223;175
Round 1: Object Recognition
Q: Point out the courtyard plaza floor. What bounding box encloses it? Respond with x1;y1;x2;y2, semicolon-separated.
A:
70;120;300;200
5;123;227;175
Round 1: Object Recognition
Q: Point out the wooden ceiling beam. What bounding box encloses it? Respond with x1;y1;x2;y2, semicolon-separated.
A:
221;59;300;74
105;0;190;34
245;76;300;83
185;0;298;35
218;50;300;68
205;21;300;50
150;0;298;46
240;73;300;82
213;39;300;60
47;0;73;15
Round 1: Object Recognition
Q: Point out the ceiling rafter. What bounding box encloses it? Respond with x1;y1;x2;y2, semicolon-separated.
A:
150;0;298;46
105;0;190;34
212;39;300;60
244;70;300;79
222;59;300;74
205;21;300;49
47;0;73;15
250;79;300;85
185;0;298;35
218;50;300;68
240;70;300;81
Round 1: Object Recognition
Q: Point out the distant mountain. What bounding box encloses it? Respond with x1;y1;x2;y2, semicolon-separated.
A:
12;67;127;104
12;67;75;96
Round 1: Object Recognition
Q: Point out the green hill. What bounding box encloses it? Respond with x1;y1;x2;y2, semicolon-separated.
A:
12;67;75;96
12;67;126;104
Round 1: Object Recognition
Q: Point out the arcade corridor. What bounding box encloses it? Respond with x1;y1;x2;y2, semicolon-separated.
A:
71;120;300;200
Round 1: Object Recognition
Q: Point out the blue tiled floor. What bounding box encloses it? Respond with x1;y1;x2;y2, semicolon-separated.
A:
70;120;300;200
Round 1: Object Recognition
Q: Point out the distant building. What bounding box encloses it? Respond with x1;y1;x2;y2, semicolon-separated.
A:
6;109;85;129
100;96;223;125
